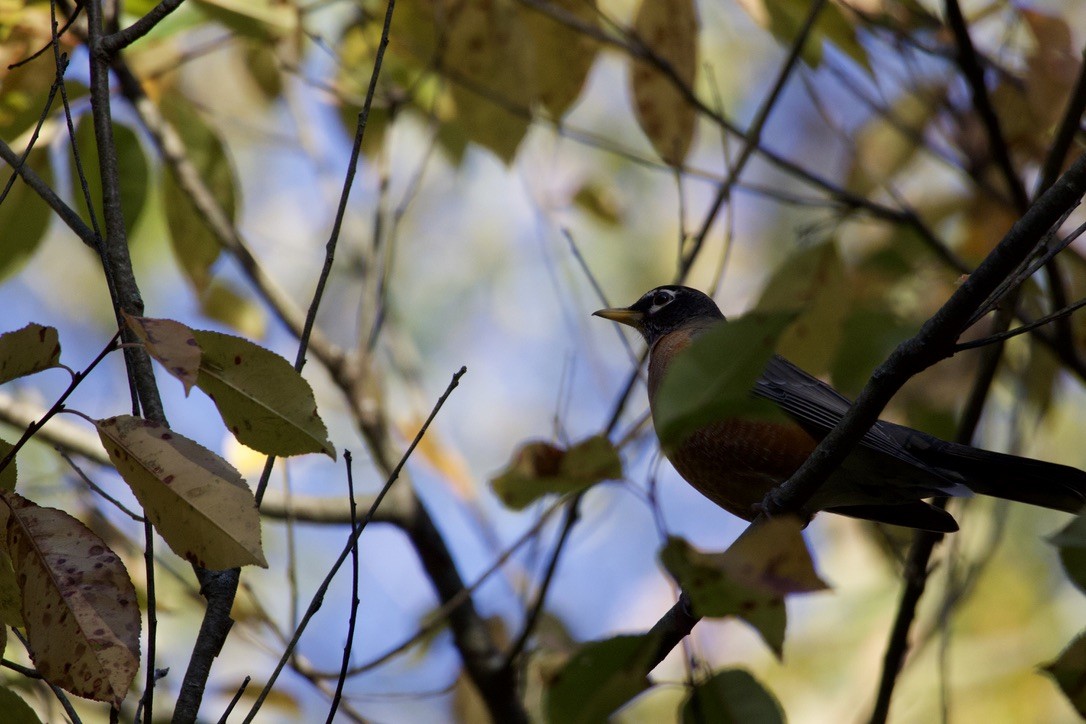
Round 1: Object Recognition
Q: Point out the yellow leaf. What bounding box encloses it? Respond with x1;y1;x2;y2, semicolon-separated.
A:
192;330;335;459
629;0;698;166
4;493;140;706
0;323;61;385
96;415;267;569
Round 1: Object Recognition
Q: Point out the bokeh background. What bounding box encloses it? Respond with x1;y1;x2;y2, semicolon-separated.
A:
3;0;1086;721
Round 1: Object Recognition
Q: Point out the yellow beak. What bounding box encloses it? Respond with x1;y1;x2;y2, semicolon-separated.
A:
592;308;644;328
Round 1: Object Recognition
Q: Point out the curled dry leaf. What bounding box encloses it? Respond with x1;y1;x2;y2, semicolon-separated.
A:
660;517;828;656
2;492;140;707
96;415;267;570
192;330;335;459
490;435;623;510
123;313;201;394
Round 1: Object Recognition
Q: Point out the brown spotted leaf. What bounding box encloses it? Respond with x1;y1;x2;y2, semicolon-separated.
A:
0;324;61;385
123;314;201;395
3;492;140;707
629;0;698;166
95;415;267;569
490;435;622;510
192;330;334;459
660;518;828;656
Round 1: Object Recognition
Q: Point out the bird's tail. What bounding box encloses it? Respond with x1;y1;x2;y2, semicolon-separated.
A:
919;440;1086;514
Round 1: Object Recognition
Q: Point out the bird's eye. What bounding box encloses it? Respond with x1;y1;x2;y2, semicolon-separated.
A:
652;291;673;307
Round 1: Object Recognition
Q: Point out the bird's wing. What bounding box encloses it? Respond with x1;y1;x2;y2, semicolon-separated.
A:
754;356;944;470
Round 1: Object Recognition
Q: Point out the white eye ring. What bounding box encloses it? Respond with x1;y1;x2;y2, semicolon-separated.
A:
649;290;674;312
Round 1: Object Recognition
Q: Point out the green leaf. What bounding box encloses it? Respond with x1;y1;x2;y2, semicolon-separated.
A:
755;242;849;375
192;330;335;458
545;633;660;724
96;415;267;569
123;314;201;395
160;94;237;291
0;323;61;385
193;0;296;39
0;146;53;283
0;685;43;724
758;0;870;71
1051;514;1086;596
682;669;785;724
830;305;913;396
0;438;15;492
653;311;797;448
1043;631;1086;716
69;117;149;237
660;518;828;657
490;434;622;510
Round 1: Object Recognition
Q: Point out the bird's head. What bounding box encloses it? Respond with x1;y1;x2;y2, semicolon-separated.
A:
593;285;725;345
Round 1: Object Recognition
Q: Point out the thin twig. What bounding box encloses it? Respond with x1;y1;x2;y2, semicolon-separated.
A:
326;451;361;724
100;0;185;53
216;675;250;724
241;366;467;723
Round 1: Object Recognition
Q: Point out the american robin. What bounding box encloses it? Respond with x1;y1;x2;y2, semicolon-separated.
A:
594;285;1086;531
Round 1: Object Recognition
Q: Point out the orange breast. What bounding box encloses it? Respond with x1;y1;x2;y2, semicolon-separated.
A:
647;329;818;519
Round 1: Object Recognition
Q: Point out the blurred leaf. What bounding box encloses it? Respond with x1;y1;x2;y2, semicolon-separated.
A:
198;279;267;339
160;93;237;291
660;518;828;656
192;330;335;458
0;323;61;385
653;311;796;447
525;0;598;118
1051;514;1086;596
243;40;283;100
960;192;1016;261
682;669;785;724
216;678;301;715
755;242;848;374
629;0;698;166
0;685;42;724
0;55;86;139
545;633;660;724
96;414;268;569
398;416;476;499
740;0;869;70
830;305;913;396
1043;631;1086;716
4;492;140;707
123;314;200;395
1022;340;1059;419
68;117;148;238
442;0;533;162
0;146;53;282
573;183;623;225
0;439;14;492
847;87;938;194
192;0;296;39
491;435;622;510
